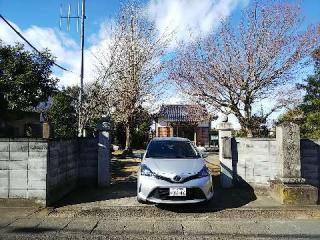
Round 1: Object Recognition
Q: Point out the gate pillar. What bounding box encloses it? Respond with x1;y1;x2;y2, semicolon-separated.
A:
97;116;111;187
269;122;318;204
216;115;234;188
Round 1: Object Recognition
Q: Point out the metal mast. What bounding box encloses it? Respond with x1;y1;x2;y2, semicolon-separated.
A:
79;0;85;137
60;0;86;137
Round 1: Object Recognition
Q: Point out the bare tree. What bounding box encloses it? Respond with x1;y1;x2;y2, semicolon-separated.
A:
171;1;319;137
78;82;113;133
95;2;171;151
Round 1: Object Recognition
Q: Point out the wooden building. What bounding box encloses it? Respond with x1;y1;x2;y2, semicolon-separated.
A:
154;105;214;146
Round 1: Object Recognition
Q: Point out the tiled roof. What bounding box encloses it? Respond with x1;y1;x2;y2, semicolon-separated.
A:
157;104;211;122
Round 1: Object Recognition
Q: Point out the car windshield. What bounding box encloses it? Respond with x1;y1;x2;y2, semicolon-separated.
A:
146;140;200;159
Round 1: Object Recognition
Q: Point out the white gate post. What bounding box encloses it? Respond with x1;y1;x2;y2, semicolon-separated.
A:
97;116;111;187
216;115;234;188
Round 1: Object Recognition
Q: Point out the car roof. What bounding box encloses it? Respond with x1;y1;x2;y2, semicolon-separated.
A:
151;137;190;142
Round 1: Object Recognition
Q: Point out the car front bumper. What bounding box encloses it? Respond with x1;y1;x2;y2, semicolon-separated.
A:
137;175;213;204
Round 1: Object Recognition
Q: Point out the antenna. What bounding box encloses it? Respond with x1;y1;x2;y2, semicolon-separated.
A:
59;4;62;29
59;0;86;137
77;1;80;32
67;4;71;31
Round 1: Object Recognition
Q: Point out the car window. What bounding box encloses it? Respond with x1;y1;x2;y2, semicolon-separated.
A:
146;140;200;159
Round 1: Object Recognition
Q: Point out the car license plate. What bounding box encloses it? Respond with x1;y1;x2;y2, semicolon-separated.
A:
169;187;186;197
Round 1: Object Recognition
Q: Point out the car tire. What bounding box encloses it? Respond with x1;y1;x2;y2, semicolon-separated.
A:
137;196;147;204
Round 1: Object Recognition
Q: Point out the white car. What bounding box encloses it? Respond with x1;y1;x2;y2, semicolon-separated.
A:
137;137;213;204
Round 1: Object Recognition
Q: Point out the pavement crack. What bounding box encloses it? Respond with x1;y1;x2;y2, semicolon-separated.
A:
61;219;72;231
90;219;100;234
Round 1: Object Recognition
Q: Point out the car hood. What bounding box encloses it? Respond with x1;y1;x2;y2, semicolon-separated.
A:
143;157;205;178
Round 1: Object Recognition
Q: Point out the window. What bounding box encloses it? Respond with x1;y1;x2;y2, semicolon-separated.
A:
146;140;200;159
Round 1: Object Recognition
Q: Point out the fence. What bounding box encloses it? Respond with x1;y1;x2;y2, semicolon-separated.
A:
301;139;320;187
0;138;98;205
219;122;320;187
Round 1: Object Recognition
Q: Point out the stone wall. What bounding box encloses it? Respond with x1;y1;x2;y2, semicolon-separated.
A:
231;137;320;187
0;139;47;203
233;138;279;185
301;139;320;187
0;138;98;205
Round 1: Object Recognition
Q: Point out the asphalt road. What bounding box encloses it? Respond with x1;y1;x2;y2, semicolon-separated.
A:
1;205;320;239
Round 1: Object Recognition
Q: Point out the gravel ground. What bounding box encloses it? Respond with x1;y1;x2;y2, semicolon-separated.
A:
1;151;320;239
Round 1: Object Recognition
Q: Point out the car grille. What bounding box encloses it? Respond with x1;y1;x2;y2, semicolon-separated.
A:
148;187;206;201
154;174;199;183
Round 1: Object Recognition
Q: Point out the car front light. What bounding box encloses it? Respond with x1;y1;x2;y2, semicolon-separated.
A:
197;166;209;178
140;164;154;177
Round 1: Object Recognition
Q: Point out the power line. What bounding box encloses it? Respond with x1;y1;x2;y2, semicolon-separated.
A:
0;14;73;73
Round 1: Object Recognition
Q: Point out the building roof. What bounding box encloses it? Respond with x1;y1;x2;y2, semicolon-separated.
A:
156;104;213;123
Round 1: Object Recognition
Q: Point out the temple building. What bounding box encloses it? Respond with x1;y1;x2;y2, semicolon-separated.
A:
153;104;215;146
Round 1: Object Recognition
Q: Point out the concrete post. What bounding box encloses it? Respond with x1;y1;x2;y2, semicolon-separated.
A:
97;117;111;187
269;122;318;205
216;115;234;188
276;122;302;182
42;122;51;139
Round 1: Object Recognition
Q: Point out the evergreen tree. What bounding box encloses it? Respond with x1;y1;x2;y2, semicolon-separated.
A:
299;49;320;138
0;41;57;112
46;87;78;138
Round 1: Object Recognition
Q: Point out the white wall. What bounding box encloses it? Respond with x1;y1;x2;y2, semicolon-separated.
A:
234;138;279;185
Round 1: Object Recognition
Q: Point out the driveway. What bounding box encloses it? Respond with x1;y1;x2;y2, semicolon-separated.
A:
1;152;320;239
53;151;279;210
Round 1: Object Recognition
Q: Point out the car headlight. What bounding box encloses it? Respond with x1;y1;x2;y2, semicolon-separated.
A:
197;166;209;178
140;164;154;176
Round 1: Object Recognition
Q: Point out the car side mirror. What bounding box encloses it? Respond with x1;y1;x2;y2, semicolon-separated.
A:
197;146;208;158
201;152;209;158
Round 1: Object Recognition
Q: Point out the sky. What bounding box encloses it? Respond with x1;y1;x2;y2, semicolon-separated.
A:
1;0;320;127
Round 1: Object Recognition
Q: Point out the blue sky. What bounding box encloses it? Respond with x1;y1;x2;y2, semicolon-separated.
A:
0;0;319;126
0;0;122;45
1;0;319;83
2;0;319;41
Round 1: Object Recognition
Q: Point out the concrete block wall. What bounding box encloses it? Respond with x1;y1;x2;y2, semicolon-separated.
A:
0;139;47;202
78;138;98;187
46;138;98;205
0;138;99;205
233;138;279;185
46;140;79;204
301;139;320;186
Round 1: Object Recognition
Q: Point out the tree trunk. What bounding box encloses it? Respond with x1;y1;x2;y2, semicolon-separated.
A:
246;127;253;138
124;124;132;154
244;100;253;138
238;117;254;138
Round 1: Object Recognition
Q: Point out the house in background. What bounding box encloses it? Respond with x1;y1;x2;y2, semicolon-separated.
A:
153;105;216;146
0;110;49;138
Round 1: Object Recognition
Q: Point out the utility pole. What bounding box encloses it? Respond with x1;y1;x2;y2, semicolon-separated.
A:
60;0;86;137
79;0;85;137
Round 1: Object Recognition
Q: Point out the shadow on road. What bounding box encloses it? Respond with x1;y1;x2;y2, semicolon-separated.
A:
52;156;139;208
54;152;257;211
156;178;257;213
52;181;137;208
